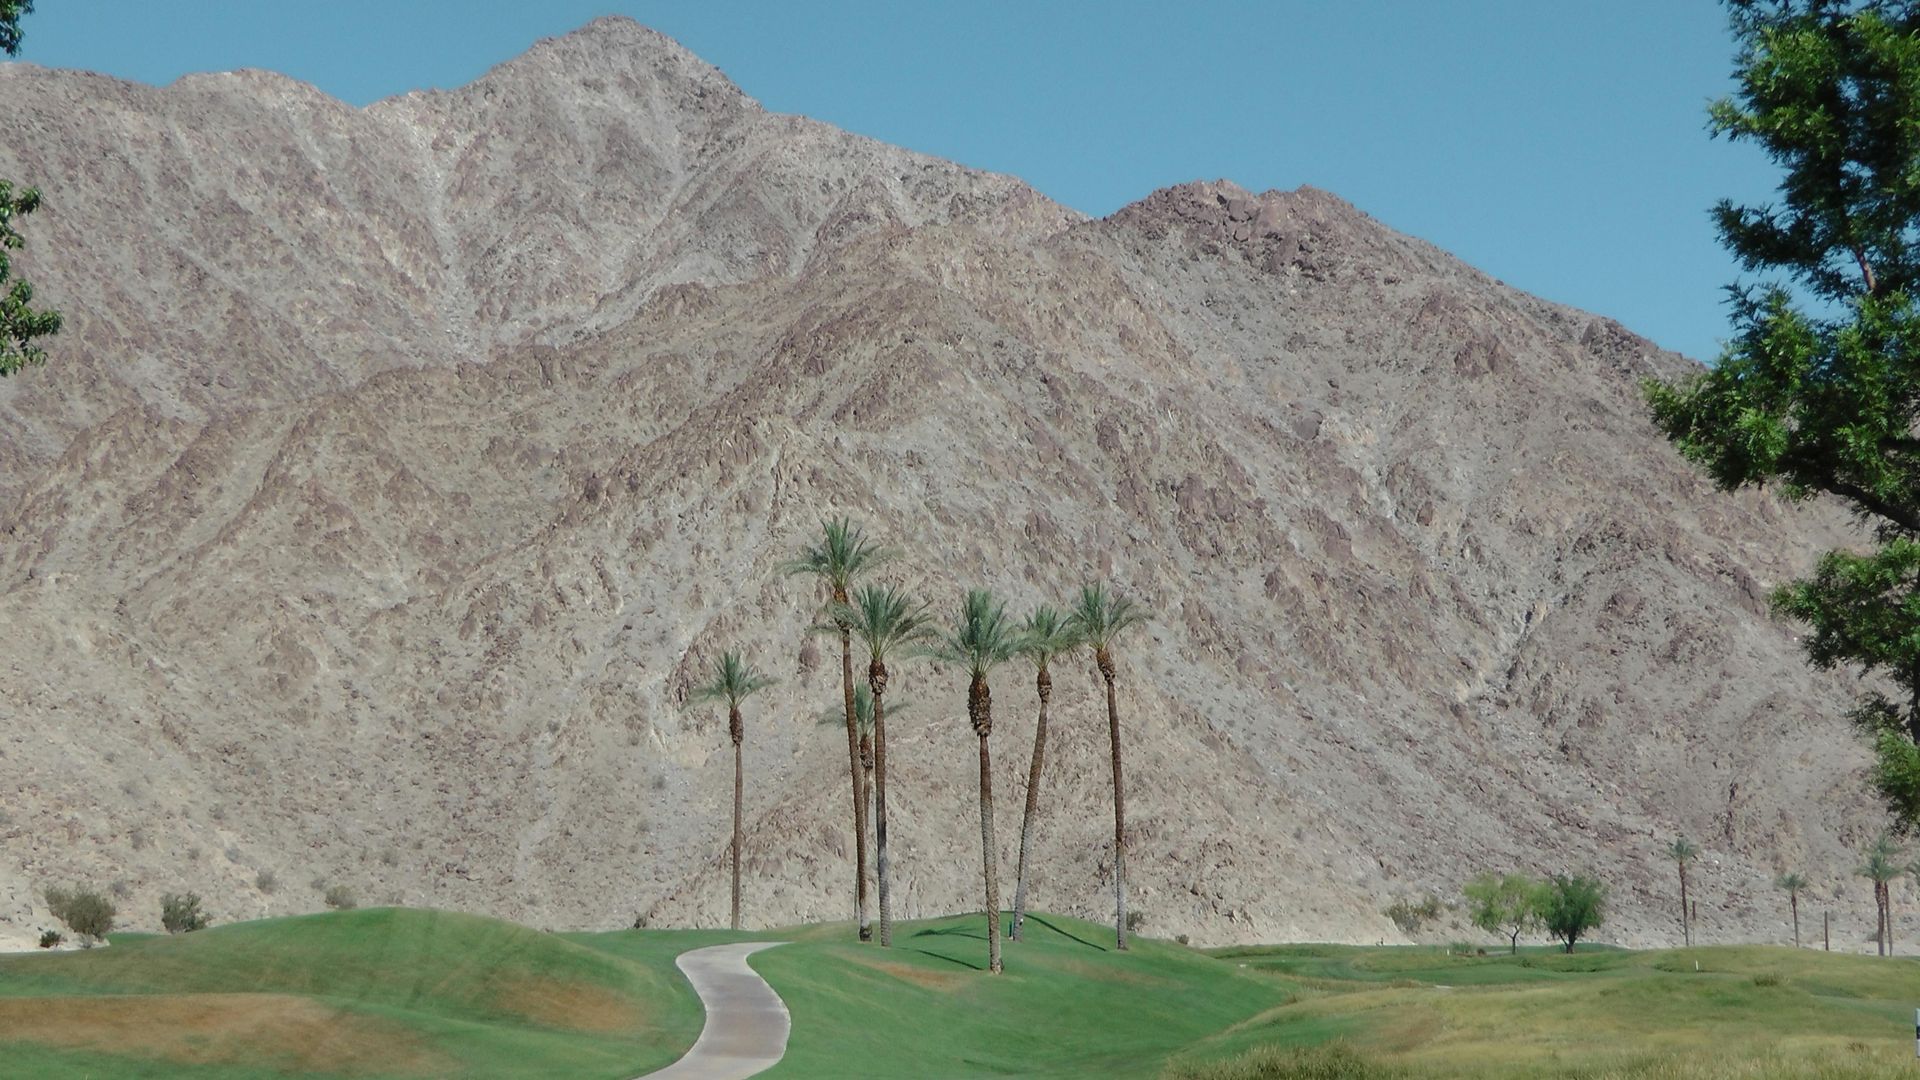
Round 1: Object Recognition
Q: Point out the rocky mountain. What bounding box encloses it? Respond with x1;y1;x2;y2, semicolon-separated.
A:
0;17;1888;948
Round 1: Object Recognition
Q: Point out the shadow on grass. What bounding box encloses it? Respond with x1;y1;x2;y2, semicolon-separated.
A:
1021;915;1110;953
905;947;986;971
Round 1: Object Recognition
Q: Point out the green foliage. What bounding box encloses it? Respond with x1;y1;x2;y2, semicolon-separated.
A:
160;892;211;934
780;517;894;600
687;649;776;710
1775;871;1809;894
0;177;62;376
1382;894;1443;935
1646;1;1920;832
0;1;31;56
816;583;936;668
1537;875;1607;953
44;885;115;944
1016;604;1083;670
1066;582;1148;654
1463;873;1545;951
323;884;357;911
923;589;1021;680
37;928;61;949
1666;837;1699;865
1856;832;1905;884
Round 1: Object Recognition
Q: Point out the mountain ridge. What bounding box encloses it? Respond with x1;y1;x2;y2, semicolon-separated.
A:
0;19;1884;950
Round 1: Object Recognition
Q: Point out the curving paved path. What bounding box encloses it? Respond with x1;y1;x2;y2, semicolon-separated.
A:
638;942;790;1080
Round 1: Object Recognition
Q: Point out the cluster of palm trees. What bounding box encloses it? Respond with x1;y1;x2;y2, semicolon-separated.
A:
689;517;1147;972
1668;833;1917;955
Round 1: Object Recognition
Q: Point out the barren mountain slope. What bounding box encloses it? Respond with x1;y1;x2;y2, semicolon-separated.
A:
0;18;1887;948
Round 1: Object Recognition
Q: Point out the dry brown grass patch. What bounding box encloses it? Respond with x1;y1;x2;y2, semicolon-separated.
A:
0;992;449;1075
487;974;647;1033
849;955;971;990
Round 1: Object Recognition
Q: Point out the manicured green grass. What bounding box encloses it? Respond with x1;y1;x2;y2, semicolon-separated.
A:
0;907;707;1078
1175;943;1920;1079
5;909;1918;1079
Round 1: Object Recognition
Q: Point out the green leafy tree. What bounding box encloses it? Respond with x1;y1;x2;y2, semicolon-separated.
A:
1009;604;1081;942
1463;872;1544;954
782;518;892;942
1537;874;1607;954
1646;1;1920;834
819;584;934;948
1775;872;1809;947
1666;837;1700;946
690;649;776;932
1858;832;1905;955
0;0;61;376
1067;583;1148;951
924;589;1022;974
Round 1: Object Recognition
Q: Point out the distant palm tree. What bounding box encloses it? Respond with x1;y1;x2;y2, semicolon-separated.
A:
782;517;892;942
1010;604;1081;943
821;584;934;948
1775;872;1808;948
816;685;912;879
925;589;1022;974
1067;583;1148;951
690;650;776;931
1859;833;1904;957
1665;837;1698;946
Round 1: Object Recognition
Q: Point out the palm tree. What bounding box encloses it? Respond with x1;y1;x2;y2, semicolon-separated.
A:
1775;872;1808;948
782;518;892;941
925;589;1022;974
1665;837;1698;946
820;584;934;948
1067;583;1148;951
1859;833;1904;956
816;684;911;882
689;650;776;932
1010;604;1081;942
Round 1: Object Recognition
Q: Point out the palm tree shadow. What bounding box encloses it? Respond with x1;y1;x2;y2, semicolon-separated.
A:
904;946;984;971
1022;915;1110;952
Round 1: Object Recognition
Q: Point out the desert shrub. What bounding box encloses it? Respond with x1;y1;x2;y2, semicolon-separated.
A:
1126;909;1147;932
160;892;210;933
108;879;132;899
37;929;62;948
1383;893;1443;935
45;885;115;944
323;884;356;910
256;869;278;894
1163;1041;1403;1079
1176;933;1192;946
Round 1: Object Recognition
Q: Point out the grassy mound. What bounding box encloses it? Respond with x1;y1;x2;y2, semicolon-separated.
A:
0;907;703;1078
1174;943;1920;1079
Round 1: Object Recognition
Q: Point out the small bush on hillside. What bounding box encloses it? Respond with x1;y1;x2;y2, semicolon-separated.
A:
160;892;210;933
323;884;356;910
1383;893;1443;935
37;929;62;948
1176;933;1192;946
1126;909;1147;933
255;869;278;894
45;885;115;945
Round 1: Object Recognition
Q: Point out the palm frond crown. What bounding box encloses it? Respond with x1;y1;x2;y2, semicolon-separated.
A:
779;517;895;597
816;684;913;735
1016;604;1082;668
1665;838;1698;864
816;583;935;663
1859;833;1906;883
1066;583;1147;652
689;650;777;708
1775;872;1808;892
924;589;1022;677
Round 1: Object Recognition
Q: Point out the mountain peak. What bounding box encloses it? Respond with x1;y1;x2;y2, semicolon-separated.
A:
465;15;750;107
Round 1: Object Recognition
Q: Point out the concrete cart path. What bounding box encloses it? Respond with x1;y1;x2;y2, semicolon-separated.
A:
637;942;790;1080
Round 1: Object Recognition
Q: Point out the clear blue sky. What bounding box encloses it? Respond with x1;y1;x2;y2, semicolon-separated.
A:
13;1;1774;363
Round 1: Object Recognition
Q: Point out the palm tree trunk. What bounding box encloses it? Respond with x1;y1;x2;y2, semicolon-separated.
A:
1678;867;1689;947
839;619;871;942
1098;648;1129;952
731;707;743;933
871;660;894;949
1011;665;1052;943
971;673;1003;974
1790;893;1799;949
